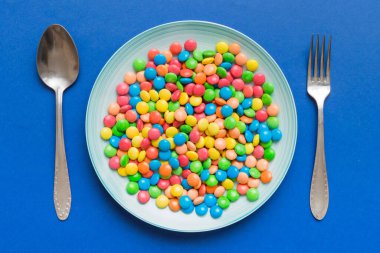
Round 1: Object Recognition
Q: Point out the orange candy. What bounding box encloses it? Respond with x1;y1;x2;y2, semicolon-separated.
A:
156;65;168;76
206;185;218;194
187;173;201;187
138;162;149;174
260;170;272;183
169;198;180;211
124;72;137;84
229;42;241;55
161;50;172;62
214;53;223;66
159;164;172;178
194;72;206;84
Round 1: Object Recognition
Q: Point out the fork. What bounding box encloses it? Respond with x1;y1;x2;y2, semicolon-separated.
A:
307;35;331;220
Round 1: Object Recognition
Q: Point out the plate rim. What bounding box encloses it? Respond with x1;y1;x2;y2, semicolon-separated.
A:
85;20;298;232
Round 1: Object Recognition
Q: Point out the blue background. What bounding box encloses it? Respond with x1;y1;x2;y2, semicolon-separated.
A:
1;0;379;252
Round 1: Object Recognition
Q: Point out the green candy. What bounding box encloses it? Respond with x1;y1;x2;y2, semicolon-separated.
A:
126;181;139;195
120;154;129;167
242;71;254;83
230;86;236;96
224;116;237;129
130;123;136;127
190;161;203;174
148;186;162;198
214;89;220;98
234;91;245;103
234;143;246;156
202;158;212;169
132;58;146;72
222;52;235;63
180;125;192;134
227;189;240;202
111;126;124;137
216;67;227;78
176;81;184;91
104;144;117;157
262;94;272;105
246;188;260;202
217;196;231;209
165;73;178;83
206;175;218;187
148;101;156;112
244;108;256;118
267;116;279;129
263;82;274;94
116;119;129;132
168;101;180;111
261;140;272;148
264;148;276;161
172;167;183;175
218;157;231;170
236;121;246;133
249;168;261;178
171;151;178;158
203;50;216;58
193;50;203;62
128;172;142;182
185;57;198;69
204;83;214;90
203;89;216;102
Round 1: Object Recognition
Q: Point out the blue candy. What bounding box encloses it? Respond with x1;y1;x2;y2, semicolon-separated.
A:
150;173;160;185
227;166;239;179
258;123;269;134
220;87;232;100
220;62;232;71
260;130;272;143
240;166;250;175
179;196;192;209
236;105;244;116
144;67;157;80
153;76;165;90
109;136;120;148
169;157;180;169
182;204;194;214
215;170;227;182
242;98;252;109
200;170;210;181
149;160;161;171
174;133;187;145
180;77;192;84
210;205;223;218
181;178;192;190
245;131;254;142
205;103;217;115
249;120;260;132
204;194;217;207
221;105;233;117
178;50;190;62
195;203;208;216
129;84;140;97
129;97;141;108
153;54;166;65
185;103;194;115
236;155;247;162
271;129;282;142
153;124;164;134
158;139;170;151
159;150;171;161
138;178;150;190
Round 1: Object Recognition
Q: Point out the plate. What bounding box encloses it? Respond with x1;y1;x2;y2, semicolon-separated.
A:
86;20;297;232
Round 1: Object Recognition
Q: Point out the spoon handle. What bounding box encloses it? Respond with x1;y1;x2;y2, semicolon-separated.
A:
54;88;71;220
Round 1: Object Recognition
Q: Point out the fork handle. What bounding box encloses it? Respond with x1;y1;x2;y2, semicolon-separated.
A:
54;88;71;220
310;106;329;220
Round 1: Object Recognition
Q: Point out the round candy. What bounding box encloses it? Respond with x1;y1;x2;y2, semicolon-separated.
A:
195;203;208;216
246;188;260;201
179;195;192;209
210;205;223;218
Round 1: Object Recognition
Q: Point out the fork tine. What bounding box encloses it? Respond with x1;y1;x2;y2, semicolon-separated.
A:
313;35;319;80
308;35;313;80
326;36;332;81
320;36;325;79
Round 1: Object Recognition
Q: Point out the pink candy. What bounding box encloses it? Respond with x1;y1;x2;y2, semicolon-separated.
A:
137;191;150;204
157;179;170;190
148;128;161;140
108;156;120;170
253;73;265;86
253;145;264;159
103;115;116;127
116;83;129;95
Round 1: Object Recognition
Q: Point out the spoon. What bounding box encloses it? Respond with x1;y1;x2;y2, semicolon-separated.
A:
37;24;79;220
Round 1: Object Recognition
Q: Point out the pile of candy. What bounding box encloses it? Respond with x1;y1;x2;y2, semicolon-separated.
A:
100;39;282;218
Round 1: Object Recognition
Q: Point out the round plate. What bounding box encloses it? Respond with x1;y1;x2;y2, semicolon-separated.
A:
86;20;297;232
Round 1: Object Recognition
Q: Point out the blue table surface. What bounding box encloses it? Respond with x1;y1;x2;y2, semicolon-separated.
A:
1;0;379;252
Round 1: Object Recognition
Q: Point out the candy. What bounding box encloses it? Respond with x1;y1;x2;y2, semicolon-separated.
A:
100;39;282;219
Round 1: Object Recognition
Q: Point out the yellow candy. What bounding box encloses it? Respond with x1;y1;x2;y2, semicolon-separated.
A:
186;151;198;161
209;148;220;160
128;147;139;160
216;41;229;54
222;179;234;190
100;127;112;140
136;101;149;115
245;143;254;154
202;57;214;64
204;136;215;148
138;150;146;162
246;59;259;72
132;135;143;148
156;99;168;112
167;138;175;149
189;96;202;106
156;195;169;209
207;122;219;136
197;118;209;131
195;137;205;148
126;126;139;139
141;127;150;138
253;134;260;146
166;126;178;137
140;90;150;102
149;90;159;101
170;184;184;197
252;98;263;111
125;163;138;175
226;138;236;150
159;89;171;101
231;112;240;122
179;92;189;105
185;115;197;126
164;111;175;124
117;168;128;177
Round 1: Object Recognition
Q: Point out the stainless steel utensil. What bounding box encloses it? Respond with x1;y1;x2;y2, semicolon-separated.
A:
307;35;331;220
37;24;79;220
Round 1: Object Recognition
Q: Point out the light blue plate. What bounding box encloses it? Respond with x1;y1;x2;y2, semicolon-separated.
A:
86;21;297;232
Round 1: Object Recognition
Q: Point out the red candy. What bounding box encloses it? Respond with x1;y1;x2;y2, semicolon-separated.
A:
137;191;150;204
193;84;205;96
145;61;156;69
232;79;244;90
125;110;137;122
253;73;265;86
194;103;205;113
146;147;158;159
243;86;253;97
117;96;129;106
184;39;197;51
189;130;200;143
169;175;182;185
253;86;264;98
170;42;182;55
157;179;170;190
171;90;181;101
108;156;120;170
116;83;129;95
103;115;116;127
182;169;192;179
255;109;268;122
149;111;162;124
197;148;209;161
140;138;150;150
119;138;131;151
178;155;189;167
230;65;243;78
253;145;264;159
184;83;195;95
140;81;153;91
148;48;160;61
148;128;161;140
206;74;219;84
